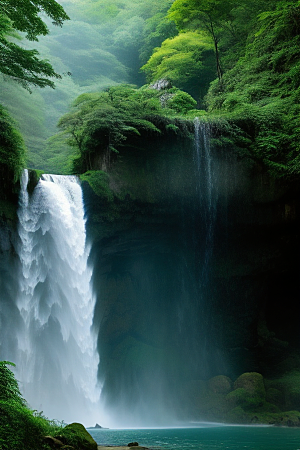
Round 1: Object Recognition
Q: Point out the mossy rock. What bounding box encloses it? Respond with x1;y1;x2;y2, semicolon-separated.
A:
259;401;281;414
270;411;300;427
255;410;300;427
225;403;282;425
226;387;263;410
234;372;266;399
208;375;232;395
56;423;97;450
266;370;300;410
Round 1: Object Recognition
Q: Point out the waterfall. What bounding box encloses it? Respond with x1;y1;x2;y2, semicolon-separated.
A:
177;118;218;380
13;170;101;425
193;118;217;282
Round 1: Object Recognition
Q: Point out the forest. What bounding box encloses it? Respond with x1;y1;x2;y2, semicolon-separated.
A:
0;0;299;192
1;0;300;448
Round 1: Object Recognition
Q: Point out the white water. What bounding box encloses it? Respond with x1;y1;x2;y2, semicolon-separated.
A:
14;170;101;426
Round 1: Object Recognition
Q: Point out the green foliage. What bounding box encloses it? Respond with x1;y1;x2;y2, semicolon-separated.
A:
267;370;300;410
141;31;215;99
0;0;69;89
0;0;69;41
58;84;195;173
168;0;237;80
0;361;25;406
0;361;61;450
165;90;197;114
0;401;54;450
0;361;99;450
36;132;75;175
139;6;177;64
0;105;26;198
168;0;236;30
205;0;300;177
80;170;114;202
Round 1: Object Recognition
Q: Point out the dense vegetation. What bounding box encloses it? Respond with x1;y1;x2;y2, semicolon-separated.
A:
0;0;69;198
1;0;299;179
204;0;300;176
0;0;69;89
0;0;176;172
58;84;195;173
45;0;300;179
0;105;26;200
0;361;97;450
0;0;300;432
0;360;59;450
141;0;300;177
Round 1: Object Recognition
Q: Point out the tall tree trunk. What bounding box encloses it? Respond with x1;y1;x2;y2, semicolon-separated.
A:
208;19;223;80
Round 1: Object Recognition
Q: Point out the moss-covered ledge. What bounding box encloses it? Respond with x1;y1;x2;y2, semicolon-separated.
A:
181;371;300;426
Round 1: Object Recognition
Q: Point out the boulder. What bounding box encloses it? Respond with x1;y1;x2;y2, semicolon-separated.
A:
208;375;232;394
56;423;97;450
234;372;265;397
44;436;65;448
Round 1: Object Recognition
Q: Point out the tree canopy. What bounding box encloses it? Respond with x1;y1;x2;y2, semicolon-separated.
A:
58;84;196;173
205;0;300;175
0;0;69;89
141;31;215;100
168;0;236;80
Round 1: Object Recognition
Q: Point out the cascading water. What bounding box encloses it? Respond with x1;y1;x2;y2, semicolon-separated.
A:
13;170;101;425
193;118;217;280
175;118;220;381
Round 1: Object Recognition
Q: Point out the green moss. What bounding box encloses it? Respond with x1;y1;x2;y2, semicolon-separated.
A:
225;373;266;412
57;422;97;450
80;170;114;202
266;370;300;410
234;372;266;400
0;199;17;222
27;169;43;195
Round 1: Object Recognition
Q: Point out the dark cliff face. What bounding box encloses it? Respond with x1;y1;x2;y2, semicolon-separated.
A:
83;136;300;423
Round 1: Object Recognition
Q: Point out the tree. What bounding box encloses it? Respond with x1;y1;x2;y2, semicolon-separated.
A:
205;0;300;177
0;0;69;89
168;0;236;80
141;31;215;100
58;85;196;173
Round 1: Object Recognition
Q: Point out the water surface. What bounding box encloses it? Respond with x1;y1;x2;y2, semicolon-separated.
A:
89;426;300;450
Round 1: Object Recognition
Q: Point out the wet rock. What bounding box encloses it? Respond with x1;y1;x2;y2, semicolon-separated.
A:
44;436;65;448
